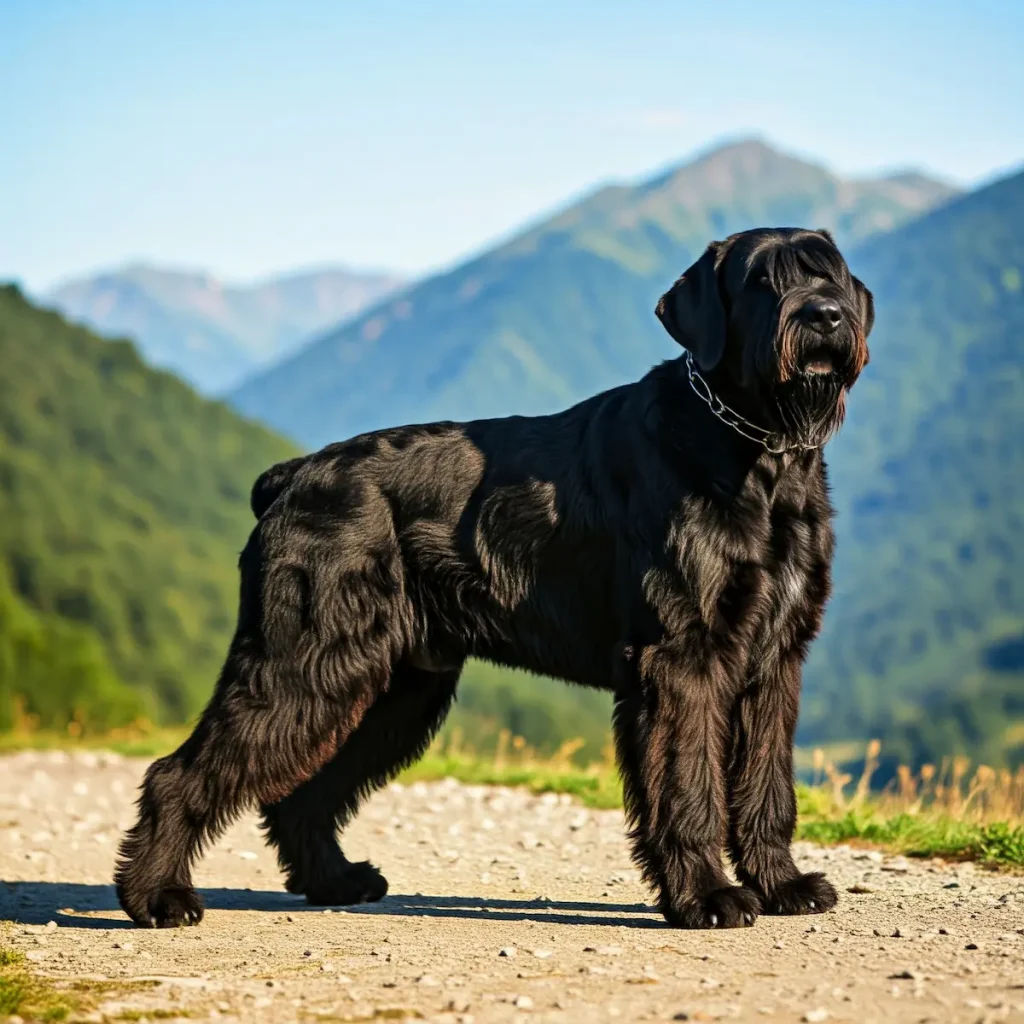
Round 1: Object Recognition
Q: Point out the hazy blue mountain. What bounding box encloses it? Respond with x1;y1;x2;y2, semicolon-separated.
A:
45;264;405;393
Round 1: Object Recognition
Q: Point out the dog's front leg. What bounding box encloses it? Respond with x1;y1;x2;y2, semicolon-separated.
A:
612;644;761;929
726;652;838;915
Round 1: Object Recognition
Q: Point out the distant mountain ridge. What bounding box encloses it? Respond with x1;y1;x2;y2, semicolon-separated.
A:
45;263;405;393
230;139;959;446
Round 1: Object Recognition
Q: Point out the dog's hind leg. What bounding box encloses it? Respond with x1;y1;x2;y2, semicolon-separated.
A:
612;644;761;930
260;663;460;905
113;648;387;927
114;523;403;928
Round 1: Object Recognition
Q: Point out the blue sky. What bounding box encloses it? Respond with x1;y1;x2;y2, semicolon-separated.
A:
2;0;1022;291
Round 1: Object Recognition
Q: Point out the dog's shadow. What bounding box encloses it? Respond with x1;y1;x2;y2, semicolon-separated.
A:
1;880;662;930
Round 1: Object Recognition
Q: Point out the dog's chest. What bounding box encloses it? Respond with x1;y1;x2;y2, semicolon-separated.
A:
654;457;832;651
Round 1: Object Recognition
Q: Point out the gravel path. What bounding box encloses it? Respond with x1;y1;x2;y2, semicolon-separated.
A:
1;750;1022;1023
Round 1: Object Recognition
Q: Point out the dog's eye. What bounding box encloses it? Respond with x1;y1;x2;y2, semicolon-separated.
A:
759;275;770;286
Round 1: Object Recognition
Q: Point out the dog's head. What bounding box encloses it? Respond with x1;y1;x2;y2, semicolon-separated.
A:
655;227;873;449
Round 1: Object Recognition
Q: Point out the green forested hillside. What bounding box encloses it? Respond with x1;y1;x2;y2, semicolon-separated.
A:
0;283;609;751
803;171;1024;765
0;284;298;727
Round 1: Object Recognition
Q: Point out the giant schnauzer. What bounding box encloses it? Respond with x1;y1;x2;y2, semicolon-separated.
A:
116;227;873;929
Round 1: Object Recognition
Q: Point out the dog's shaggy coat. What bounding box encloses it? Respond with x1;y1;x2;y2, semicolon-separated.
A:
116;227;873;929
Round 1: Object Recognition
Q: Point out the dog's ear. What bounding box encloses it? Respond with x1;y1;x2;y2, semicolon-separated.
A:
655;243;726;370
852;275;875;338
816;227;837;247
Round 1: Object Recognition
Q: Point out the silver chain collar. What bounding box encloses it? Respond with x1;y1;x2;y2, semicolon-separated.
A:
683;351;821;455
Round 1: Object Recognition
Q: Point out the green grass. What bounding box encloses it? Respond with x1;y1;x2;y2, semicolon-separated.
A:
795;809;1024;867
0;944;77;1022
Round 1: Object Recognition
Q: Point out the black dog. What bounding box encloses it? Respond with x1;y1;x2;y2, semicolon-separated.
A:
116;227;873;930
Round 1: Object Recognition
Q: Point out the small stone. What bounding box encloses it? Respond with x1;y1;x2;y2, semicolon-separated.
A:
965;942;979;950
514;995;534;1010
889;969;917;980
846;884;873;894
891;928;902;938
532;949;553;959
943;882;960;889
237;850;257;860
499;946;517;958
700;977;721;988
938;928;949;935
44;920;58;932
113;941;133;951
416;974;440;986
803;1010;829;1023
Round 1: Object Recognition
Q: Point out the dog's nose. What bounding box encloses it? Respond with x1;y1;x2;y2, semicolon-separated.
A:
801;298;843;334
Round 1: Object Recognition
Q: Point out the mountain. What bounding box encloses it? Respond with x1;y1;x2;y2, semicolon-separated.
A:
230;139;958;446
228;138;1024;766
0;284;298;729
44;264;405;394
802;168;1024;766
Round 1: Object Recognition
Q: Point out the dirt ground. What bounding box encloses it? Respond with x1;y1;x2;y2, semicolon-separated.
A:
1;751;1022;1024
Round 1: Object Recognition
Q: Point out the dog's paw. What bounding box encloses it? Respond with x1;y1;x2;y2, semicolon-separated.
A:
118;883;204;928
663;885;762;929
763;872;838;915
302;861;389;906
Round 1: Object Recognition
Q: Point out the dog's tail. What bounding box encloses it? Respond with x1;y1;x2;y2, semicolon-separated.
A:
250;456;307;518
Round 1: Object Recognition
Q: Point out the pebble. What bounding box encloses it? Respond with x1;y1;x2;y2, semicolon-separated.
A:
803;1011;829;1023
237;850;258;860
499;947;517;958
513;995;534;1010
532;949;553;959
853;851;884;863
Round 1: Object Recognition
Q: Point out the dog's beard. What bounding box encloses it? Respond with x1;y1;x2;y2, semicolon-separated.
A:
772;374;847;448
